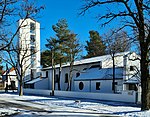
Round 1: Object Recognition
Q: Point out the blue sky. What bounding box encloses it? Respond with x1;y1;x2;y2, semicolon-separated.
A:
36;0;109;55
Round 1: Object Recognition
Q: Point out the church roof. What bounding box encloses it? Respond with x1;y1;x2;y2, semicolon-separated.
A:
74;67;124;81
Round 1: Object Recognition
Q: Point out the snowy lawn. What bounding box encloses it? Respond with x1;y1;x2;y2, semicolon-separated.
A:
0;93;150;117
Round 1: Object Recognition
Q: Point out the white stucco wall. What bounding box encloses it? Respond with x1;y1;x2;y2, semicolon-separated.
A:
34;52;140;94
102;55;124;68
74;81;90;92
123;52;140;81
35;78;48;89
74;79;123;93
52;64;93;91
24;89;138;103
91;80;113;93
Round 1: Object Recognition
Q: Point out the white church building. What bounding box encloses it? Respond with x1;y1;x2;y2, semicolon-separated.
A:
25;51;141;95
15;18;142;103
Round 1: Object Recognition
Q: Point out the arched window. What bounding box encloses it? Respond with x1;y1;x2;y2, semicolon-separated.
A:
79;82;84;90
65;73;68;83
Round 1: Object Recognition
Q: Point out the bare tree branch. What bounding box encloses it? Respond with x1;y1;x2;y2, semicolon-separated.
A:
80;0;150;110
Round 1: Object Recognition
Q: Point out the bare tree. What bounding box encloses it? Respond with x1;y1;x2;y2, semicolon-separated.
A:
0;0;43;96
2;39;39;96
0;0;44;51
80;0;150;110
103;30;130;93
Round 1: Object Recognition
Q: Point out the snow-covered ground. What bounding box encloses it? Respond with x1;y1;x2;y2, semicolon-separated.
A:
0;93;150;117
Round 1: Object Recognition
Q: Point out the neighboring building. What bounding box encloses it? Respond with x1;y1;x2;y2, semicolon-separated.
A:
25;51;141;94
0;67;4;90
0;77;4;90
18;18;41;82
2;67;18;90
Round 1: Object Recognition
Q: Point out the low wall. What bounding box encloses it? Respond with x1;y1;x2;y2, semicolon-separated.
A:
24;89;137;103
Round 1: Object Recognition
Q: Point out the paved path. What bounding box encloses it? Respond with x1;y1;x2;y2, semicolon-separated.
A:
0;95;122;117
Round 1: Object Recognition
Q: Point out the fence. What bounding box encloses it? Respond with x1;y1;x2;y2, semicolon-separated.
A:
24;89;138;103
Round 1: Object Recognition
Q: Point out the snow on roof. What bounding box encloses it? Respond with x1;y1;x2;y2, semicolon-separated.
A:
42;51;130;70
124;77;140;84
2;67;15;75
25;78;42;84
74;67;124;81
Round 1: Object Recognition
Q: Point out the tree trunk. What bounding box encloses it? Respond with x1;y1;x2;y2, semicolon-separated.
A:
51;51;54;96
58;58;62;90
69;78;72;91
141;47;150;110
66;80;70;91
112;54;115;93
66;75;71;91
19;82;23;96
66;68;73;91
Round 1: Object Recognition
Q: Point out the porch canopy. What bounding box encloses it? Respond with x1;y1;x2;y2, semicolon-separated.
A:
25;78;42;84
75;67;124;81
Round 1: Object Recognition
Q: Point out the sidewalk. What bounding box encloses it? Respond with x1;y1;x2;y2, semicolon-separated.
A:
0;93;123;117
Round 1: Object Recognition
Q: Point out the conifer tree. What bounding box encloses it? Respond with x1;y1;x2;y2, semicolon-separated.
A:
64;33;81;91
85;30;106;58
46;19;81;91
41;50;52;68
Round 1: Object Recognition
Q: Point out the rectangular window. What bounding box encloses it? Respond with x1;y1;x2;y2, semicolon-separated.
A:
65;73;68;83
46;71;48;78
30;35;35;43
129;84;137;91
130;66;134;71
30;23;35;33
30;46;36;54
31;59;35;68
31;70;33;79
96;82;101;90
